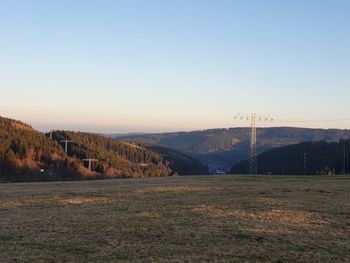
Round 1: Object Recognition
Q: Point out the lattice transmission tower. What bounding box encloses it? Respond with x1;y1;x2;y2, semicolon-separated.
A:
234;113;273;175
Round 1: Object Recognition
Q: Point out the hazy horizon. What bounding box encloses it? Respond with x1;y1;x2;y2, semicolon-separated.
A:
1;0;350;132
4;112;349;134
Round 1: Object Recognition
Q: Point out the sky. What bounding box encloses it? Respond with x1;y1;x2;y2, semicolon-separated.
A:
0;0;350;133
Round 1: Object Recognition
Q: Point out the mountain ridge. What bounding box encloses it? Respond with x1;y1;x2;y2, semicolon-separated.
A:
116;127;350;172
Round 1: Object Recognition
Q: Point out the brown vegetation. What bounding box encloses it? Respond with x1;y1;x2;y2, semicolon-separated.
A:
10;121;34;131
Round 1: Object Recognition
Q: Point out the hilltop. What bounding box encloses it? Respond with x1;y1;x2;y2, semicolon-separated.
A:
0;116;71;181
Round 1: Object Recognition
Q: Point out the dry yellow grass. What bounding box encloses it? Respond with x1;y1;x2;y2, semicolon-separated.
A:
0;175;349;262
136;186;210;194
257;197;288;206
193;205;328;225
60;197;108;206
0;200;24;209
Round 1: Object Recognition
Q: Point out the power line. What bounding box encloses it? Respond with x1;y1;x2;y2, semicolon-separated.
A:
275;116;350;123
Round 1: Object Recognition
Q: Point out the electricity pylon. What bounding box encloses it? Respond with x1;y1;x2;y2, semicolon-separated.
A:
234;113;273;175
82;159;98;171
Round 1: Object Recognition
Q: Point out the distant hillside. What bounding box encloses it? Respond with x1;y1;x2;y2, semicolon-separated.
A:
231;140;350;175
0;116;177;182
117;127;350;172
142;144;209;175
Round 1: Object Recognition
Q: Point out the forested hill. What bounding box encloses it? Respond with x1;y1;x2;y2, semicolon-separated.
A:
116;127;350;172
0;116;177;182
142;144;209;175
231;140;350;175
0;117;70;181
50;131;174;178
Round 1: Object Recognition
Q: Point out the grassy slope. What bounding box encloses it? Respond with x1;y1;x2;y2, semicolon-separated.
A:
1;175;349;262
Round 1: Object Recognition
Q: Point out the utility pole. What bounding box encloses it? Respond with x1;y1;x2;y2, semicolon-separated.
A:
234;113;273;175
343;141;346;175
302;153;309;175
60;140;72;154
82;159;98;171
48;130;55;139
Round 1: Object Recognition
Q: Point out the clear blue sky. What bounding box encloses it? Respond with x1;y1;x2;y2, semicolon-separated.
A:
1;0;349;132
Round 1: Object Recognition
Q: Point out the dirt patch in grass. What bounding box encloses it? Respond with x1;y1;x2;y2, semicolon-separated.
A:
136;186;210;194
59;196;108;206
243;226;294;235
1;196;108;209
0;200;24;209
193;205;328;226
257;198;288;206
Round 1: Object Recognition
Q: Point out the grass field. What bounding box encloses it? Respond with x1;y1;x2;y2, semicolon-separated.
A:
1;175;349;262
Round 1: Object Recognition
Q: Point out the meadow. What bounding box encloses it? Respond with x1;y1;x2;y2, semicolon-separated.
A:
1;175;349;262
